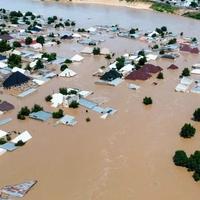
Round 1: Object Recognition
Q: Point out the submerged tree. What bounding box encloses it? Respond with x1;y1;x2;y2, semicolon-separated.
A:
180;123;196;138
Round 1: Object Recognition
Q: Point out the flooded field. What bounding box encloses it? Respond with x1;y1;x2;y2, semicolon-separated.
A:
0;1;200;200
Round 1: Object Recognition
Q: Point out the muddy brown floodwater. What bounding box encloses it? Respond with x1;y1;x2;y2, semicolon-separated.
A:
0;1;200;200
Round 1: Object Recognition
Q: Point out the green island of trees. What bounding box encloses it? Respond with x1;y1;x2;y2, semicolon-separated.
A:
150;2;178;13
173;150;200;182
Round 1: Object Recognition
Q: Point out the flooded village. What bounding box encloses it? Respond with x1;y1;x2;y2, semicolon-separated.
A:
0;0;200;199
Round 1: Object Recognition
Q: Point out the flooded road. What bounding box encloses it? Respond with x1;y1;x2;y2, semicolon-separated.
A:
0;1;200;200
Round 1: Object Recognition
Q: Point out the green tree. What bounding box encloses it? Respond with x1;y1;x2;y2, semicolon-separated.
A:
143;97;153;105
181;68;190;77
7;54;22;68
193;108;200;121
157;72;164;79
52;109;64;119
13;41;21;48
31;104;43;113
180;123;196;138
173;150;188;167
93;47;100;55
60;64;68;71
69;101;79;109
25;37;33;45
36;36;45;45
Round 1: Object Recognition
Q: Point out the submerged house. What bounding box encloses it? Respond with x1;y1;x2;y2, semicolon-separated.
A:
0;101;14;113
3;71;30;88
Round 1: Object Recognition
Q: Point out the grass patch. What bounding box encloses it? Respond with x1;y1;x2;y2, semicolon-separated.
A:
151;2;177;13
183;12;200;20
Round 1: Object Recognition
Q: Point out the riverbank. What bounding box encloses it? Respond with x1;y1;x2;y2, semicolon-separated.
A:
42;0;152;10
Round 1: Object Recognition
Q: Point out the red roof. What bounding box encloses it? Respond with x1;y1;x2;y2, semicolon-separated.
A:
125;63;162;81
191;48;199;54
125;69;152;81
168;64;179;70
180;44;191;52
142;64;163;73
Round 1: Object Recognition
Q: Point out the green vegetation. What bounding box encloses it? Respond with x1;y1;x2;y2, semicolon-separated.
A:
13;41;22;48
69;101;79;109
0;138;7;145
42;52;56;62
151;2;177;13
64;59;72;64
86;117;91;122
25;36;33;45
36;36;45;45
52;109;64;119
0;40;11;52
180;123;196;138
34;59;44;70
143;97;153;105
173;150;188;167
93;47;101;55
105;54;112;59
60;64;68;71
116;56;125;70
15;140;25;146
168;38;177;45
59;88;68;95
7;54;22;68
193;108;200;121
31;104;43;113
157;72;164;79
100;68;122;81
17;106;30;120
173;150;200;182
181;68;190;77
45;95;52;102
183;12;200;20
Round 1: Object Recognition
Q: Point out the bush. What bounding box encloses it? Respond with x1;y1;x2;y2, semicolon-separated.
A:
31;104;43;113
8;54;21;68
36;36;45;45
173;150;188;167
143;97;153;105
15;140;25;146
17;113;26;120
69;101;79;108
193;172;200;181
64;59;72;64
45;95;52;102
193;108;200;121
86;117;91;122
180;123;196;138
168;38;177;45
93;47;100;55
59;88;68;95
157;72;164;79
181;68;190;77
0;40;11;52
0;138;6;145
52;109;64;119
105;54;111;59
13;41;21;48
25;37;33;45
19;106;30;116
60;64;68;71
34;59;44;70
